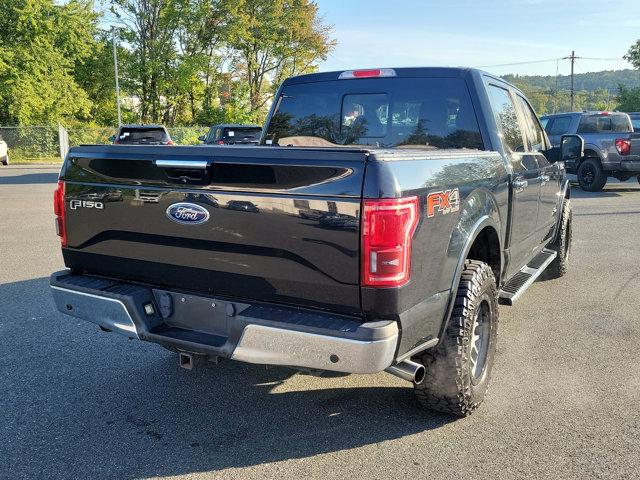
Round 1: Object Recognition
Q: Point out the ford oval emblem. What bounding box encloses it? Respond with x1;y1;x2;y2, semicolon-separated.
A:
166;202;210;225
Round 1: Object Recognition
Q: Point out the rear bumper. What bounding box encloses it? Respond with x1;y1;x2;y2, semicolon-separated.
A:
617;160;640;172
50;271;399;374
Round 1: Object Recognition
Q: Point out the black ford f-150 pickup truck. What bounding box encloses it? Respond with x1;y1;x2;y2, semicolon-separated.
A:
50;68;580;416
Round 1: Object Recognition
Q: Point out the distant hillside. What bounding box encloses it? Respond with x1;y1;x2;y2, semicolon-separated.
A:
503;69;640;94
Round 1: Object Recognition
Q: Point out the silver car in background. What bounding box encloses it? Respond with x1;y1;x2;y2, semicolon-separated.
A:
0;136;8;165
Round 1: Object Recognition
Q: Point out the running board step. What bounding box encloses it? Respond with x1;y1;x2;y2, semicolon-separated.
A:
499;248;557;305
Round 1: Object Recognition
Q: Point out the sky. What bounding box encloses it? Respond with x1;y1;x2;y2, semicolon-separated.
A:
314;0;640;77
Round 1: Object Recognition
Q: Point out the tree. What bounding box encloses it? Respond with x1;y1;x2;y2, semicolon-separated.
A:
111;0;186;122
225;0;335;114
617;85;640;112
0;0;99;125
624;40;640;70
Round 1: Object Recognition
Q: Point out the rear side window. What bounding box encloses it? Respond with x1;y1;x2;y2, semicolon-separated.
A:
577;114;632;133
117;127;169;144
487;85;525;153
516;95;546;152
630;116;640;132
265;77;484;150
547;116;572;135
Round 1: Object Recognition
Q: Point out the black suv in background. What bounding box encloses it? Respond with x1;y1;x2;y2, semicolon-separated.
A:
109;125;174;145
540;111;640;191
199;124;262;145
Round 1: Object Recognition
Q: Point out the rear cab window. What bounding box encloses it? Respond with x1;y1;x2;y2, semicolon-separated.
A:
577;114;632;133
223;127;262;141
117;127;170;144
264;77;484;150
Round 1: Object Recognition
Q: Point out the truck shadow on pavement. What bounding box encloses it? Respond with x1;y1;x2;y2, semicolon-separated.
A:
0;170;59;185
1;277;455;479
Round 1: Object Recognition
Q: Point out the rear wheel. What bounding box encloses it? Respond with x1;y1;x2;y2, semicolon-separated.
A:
413;260;498;416
1;154;8;166
577;157;606;192
637;175;640;184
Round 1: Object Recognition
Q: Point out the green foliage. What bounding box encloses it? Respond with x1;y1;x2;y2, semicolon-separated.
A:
224;0;335;114
624;40;640;70
616;85;640;112
513;82;617;115
0;0;99;125
504;70;640;95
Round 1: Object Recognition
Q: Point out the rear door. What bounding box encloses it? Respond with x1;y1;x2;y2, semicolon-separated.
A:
487;84;542;274
515;94;562;244
61;145;367;314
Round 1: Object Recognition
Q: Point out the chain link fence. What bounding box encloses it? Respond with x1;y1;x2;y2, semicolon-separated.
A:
0;125;210;162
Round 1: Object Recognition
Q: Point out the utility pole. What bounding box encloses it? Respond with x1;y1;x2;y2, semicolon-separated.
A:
563;51;580;111
112;26;122;127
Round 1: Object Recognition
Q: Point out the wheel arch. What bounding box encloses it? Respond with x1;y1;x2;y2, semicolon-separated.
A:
580;145;604;167
437;199;503;345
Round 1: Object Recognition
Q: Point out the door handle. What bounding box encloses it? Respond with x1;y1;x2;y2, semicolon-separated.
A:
538;174;550;184
155;159;209;169
513;179;528;193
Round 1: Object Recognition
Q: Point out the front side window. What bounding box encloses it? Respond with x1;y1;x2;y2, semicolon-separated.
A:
487;85;525;153
264;77;484;150
516;95;546;152
548;116;572;135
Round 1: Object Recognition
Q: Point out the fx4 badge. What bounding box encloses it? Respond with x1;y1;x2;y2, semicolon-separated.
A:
427;188;460;217
69;200;104;210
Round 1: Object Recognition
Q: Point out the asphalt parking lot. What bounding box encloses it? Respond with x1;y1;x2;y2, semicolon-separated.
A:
1;165;640;480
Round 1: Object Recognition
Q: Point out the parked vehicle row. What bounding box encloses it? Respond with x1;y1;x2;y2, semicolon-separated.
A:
541;111;640;191
50;67;580;416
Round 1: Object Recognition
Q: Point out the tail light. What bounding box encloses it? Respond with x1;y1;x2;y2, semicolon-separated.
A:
53;180;67;247
166;139;174;145
361;197;419;287
615;138;631;156
216;140;225;145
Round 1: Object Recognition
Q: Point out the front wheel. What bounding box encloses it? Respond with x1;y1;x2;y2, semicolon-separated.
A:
413;260;499;416
1;154;8;166
577;157;606;192
544;199;572;279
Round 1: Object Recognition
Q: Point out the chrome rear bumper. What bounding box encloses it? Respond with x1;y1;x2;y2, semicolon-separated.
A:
50;271;399;374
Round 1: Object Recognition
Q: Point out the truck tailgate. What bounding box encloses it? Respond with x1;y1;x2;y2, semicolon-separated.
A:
60;145;367;315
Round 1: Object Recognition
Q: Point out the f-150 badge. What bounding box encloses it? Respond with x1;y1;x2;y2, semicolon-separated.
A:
427;188;460;217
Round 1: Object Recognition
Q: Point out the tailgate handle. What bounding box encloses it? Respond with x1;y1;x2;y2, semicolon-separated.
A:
155;159;209;169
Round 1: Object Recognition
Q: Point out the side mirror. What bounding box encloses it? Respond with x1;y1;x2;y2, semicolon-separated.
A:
108;135;116;143
198;135;206;142
560;134;583;162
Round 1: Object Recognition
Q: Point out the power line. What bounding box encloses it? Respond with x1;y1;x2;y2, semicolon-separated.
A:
579;57;622;61
476;58;561;68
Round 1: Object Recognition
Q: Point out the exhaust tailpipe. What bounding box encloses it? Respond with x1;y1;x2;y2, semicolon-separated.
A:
179;352;194;370
385;360;425;384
